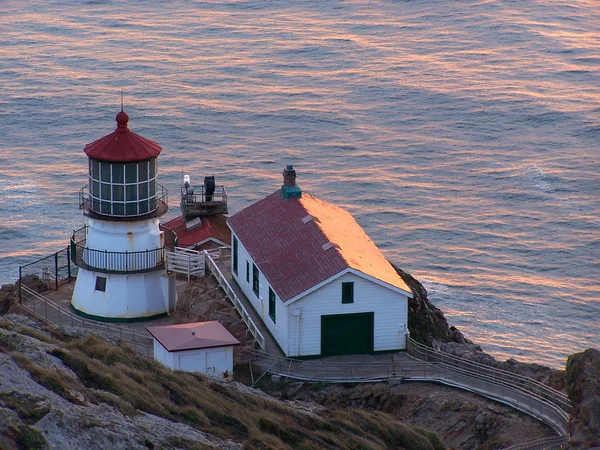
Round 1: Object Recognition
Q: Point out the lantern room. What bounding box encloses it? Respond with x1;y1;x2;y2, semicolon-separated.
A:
80;110;167;220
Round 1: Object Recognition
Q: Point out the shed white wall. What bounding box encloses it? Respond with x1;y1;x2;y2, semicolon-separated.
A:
289;272;409;357
152;339;234;378
231;233;289;353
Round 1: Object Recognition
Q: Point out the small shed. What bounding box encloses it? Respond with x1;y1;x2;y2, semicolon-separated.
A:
147;321;240;378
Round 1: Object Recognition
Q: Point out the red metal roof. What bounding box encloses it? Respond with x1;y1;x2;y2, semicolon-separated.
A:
227;190;412;302
84;111;162;162
147;321;240;352
161;214;231;249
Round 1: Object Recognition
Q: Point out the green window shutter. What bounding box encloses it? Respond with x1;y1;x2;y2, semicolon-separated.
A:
342;282;354;304
233;237;238;275
269;288;276;323
252;264;259;296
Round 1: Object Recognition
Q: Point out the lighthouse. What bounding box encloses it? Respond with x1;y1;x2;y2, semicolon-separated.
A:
70;110;177;321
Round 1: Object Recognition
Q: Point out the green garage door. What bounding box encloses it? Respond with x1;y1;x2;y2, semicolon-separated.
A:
321;312;374;356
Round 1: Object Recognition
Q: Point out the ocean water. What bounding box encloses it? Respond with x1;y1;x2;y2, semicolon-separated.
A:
0;0;598;369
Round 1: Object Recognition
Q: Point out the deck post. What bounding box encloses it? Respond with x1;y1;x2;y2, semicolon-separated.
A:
54;251;59;290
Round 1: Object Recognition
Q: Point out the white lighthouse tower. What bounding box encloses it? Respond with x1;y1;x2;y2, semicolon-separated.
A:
70;109;177;321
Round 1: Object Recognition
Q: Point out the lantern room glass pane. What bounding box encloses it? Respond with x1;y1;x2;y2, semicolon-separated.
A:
139;182;148;200
113;203;124;216
149;180;156;197
126;185;138;201
138;161;148;182
139;200;149;214
101;201;111;215
126;202;137;216
125;164;137;184
112;185;124;202
92;181;100;198
101;183;111;201
88;160;92;176
91;160;99;180
149;159;156;179
92;198;100;212
149;197;157;210
112;164;124;184
100;162;111;182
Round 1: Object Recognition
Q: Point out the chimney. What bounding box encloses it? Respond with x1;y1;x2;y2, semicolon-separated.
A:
281;165;302;199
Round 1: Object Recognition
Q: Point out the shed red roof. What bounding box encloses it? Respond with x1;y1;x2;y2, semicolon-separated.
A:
227;190;412;302
147;321;240;352
161;214;231;249
84;111;162;162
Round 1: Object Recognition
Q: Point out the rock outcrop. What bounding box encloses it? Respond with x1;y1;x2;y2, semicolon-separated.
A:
566;348;600;449
0;314;445;450
394;265;470;346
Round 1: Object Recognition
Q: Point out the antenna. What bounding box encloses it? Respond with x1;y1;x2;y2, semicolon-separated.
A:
120;90;124;112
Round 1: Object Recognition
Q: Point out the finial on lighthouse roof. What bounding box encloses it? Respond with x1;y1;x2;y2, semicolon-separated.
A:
116;90;129;129
115;110;129;129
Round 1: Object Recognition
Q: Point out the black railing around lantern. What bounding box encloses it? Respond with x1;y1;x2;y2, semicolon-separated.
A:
70;226;165;274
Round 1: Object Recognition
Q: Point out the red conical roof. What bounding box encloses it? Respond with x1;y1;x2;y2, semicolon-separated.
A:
84;111;162;162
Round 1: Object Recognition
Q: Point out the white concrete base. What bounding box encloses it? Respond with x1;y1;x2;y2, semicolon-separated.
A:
71;269;176;320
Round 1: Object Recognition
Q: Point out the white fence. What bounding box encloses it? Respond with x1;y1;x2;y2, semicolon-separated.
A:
166;247;205;282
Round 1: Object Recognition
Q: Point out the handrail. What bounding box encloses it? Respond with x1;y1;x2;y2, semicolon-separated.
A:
407;338;571;413
70;236;165;274
203;251;266;350
19;285;153;357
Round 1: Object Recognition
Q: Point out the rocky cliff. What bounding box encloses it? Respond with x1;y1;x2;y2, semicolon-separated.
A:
565;348;600;449
0;314;445;450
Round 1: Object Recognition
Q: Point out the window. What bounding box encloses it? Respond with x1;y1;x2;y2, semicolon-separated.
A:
246;261;250;283
233;237;238;275
88;158;158;217
95;276;107;292
252;264;259;296
342;282;354;304
269;288;276;323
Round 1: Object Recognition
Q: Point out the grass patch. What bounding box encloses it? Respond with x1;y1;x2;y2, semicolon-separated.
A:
9;424;46;450
31;334;445;449
0;392;50;424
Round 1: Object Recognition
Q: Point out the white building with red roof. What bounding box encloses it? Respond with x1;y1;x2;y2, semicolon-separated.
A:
147;321;239;377
227;166;412;358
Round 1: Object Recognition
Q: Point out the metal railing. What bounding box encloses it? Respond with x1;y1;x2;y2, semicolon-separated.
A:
181;185;228;218
18;246;74;298
70;226;165;274
79;184;169;220
407;338;571;414
505;435;569;450
19;285;154;357
406;337;570;439
204;250;266;350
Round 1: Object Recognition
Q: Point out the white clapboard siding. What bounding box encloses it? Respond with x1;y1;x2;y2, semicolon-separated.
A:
290;272;409;357
231;232;289;353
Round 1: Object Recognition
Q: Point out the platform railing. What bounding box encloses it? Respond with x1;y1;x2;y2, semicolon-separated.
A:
70;226;165;274
204;250;266;350
406;337;571;414
19;285;154;357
